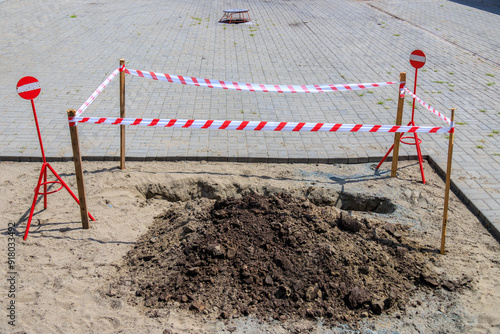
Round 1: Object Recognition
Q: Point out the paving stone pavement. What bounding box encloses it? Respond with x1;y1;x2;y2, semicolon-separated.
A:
0;0;499;239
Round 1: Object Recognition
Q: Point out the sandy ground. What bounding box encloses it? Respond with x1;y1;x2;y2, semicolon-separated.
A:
1;160;499;334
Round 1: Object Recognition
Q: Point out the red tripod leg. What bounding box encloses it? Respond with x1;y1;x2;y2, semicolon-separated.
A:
24;163;47;240
46;163;95;221
413;132;426;184
376;144;395;169
377;121;411;170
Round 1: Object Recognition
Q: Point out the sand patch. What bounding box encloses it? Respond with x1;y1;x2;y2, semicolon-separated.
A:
1;160;498;333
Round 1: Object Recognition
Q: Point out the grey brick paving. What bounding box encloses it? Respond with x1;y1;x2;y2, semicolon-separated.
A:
0;0;499;238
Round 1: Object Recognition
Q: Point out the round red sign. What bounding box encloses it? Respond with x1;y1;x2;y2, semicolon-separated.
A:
16;76;41;100
409;50;426;69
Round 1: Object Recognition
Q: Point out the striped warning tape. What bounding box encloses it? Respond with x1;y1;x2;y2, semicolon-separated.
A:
76;67;121;117
68;116;453;133
124;68;401;93
404;87;451;125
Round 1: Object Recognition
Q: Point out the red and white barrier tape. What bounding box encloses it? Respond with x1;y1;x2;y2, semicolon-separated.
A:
68;116;453;133
124;68;401;93
76;67;121;117
404;87;451;125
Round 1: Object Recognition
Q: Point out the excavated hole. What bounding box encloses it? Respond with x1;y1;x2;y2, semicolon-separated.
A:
137;179;395;214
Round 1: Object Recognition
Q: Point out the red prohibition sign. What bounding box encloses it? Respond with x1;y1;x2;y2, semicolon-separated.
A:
17;76;41;100
409;50;426;69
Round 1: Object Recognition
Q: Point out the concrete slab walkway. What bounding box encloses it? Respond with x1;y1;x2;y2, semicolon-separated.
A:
0;0;498;238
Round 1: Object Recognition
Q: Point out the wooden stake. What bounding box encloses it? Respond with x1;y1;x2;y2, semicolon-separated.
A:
391;72;406;177
440;108;455;255
120;58;126;170
67;109;90;229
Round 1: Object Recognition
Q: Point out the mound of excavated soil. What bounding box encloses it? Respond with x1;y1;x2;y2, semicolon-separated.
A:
115;192;461;328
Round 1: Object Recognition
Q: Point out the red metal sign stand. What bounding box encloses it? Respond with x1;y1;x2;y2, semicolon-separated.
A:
376;50;427;184
17;77;95;240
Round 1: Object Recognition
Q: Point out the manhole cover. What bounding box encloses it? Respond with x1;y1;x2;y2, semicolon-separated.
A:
219;9;251;24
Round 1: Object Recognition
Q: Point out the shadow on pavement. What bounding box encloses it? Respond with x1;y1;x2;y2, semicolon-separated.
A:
449;0;500;15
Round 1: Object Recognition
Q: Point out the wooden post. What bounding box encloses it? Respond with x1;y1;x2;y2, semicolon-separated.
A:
67;109;90;229
440;108;456;255
391;72;406;177
120;58;126;169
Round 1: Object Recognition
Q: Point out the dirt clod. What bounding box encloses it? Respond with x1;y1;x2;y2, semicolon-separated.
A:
117;192;446;327
190;300;205;312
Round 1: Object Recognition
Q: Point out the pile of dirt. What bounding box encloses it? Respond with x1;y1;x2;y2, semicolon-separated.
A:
113;192;460;327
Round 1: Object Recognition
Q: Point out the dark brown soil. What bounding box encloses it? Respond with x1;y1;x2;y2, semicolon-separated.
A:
114;193;455;328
